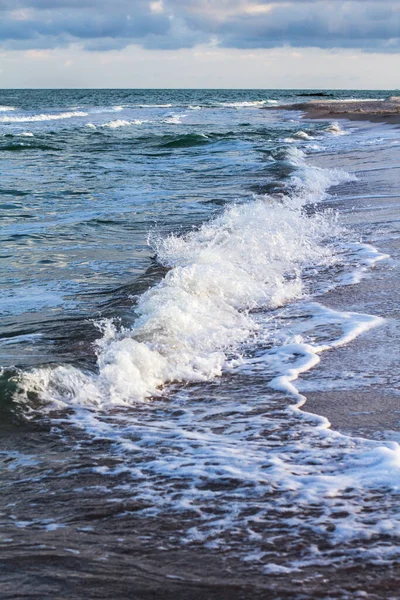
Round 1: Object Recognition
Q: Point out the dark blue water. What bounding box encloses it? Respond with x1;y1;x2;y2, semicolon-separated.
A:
2;89;400;599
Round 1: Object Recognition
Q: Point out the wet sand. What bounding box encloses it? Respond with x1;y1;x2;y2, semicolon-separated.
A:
298;121;400;440
307;111;400;126
305;110;400;126
272;97;400;126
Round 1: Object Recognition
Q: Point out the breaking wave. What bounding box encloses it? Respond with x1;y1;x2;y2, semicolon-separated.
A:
17;148;353;408
102;119;145;129
0;111;88;123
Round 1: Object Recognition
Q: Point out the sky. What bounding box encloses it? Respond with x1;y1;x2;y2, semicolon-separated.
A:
0;0;399;88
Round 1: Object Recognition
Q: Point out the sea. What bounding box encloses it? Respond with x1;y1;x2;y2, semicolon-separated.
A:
1;89;400;599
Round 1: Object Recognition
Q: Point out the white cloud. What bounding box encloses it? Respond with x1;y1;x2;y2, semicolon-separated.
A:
150;0;164;13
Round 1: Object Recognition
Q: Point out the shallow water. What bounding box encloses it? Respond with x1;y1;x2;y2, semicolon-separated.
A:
1;89;400;598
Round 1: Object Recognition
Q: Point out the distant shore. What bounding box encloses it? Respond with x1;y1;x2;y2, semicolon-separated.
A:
270;97;400;126
305;110;400;126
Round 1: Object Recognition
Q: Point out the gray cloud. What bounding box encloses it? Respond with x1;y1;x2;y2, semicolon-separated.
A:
0;0;398;52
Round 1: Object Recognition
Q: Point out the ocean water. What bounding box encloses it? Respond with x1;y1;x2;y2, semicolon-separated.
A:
1;89;400;598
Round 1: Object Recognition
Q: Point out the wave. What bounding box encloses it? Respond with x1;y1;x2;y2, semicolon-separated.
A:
325;122;346;135
218;101;268;108
103;119;132;129
137;104;173;108
160;133;209;148
0;105;16;112
283;131;315;143
293;130;315;140
88;106;125;115
162;114;186;124
0;111;88;123
16;148;353;409
102;119;147;129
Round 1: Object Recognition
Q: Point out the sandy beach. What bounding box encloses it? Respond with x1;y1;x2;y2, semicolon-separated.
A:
296;115;400;442
272;96;400;125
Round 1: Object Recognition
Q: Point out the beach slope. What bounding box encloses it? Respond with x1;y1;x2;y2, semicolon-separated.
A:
272;96;400;124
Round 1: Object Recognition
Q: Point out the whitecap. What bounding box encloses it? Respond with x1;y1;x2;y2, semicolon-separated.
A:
162;114;186;124
219;101;267;108
293;130;314;140
103;119;132;129
18;148;353;408
102;119;147;129
325;122;346;135
0;111;88;123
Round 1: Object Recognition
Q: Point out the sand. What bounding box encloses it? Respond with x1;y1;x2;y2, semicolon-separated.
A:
271;96;400;125
296;125;400;440
266;95;400;438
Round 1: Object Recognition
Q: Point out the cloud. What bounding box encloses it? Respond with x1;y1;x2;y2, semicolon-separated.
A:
0;0;398;52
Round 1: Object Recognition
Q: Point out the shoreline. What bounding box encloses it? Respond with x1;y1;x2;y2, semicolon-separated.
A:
298;121;400;440
269;97;400;126
303;109;400;126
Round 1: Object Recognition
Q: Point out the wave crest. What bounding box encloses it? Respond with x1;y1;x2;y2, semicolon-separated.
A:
16;149;353;408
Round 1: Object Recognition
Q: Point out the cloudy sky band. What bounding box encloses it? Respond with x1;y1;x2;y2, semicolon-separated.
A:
0;1;399;88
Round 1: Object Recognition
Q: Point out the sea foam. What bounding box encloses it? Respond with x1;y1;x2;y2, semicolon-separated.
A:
103;119;145;128
0;111;88;123
219;100;268;108
18;149;352;408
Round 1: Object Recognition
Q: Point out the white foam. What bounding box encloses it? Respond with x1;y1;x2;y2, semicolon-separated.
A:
88;106;125;114
339;242;389;285
18;131;34;137
219;101;267;108
0;111;88;123
53;293;400;571
284;147;356;205
102;119;146;129
293;130;314;140
19;149;351;409
162;114;186;124
256;304;384;398
137;103;173;108
103;119;132;129
0;105;15;112
340;98;382;103
325;122;346;135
